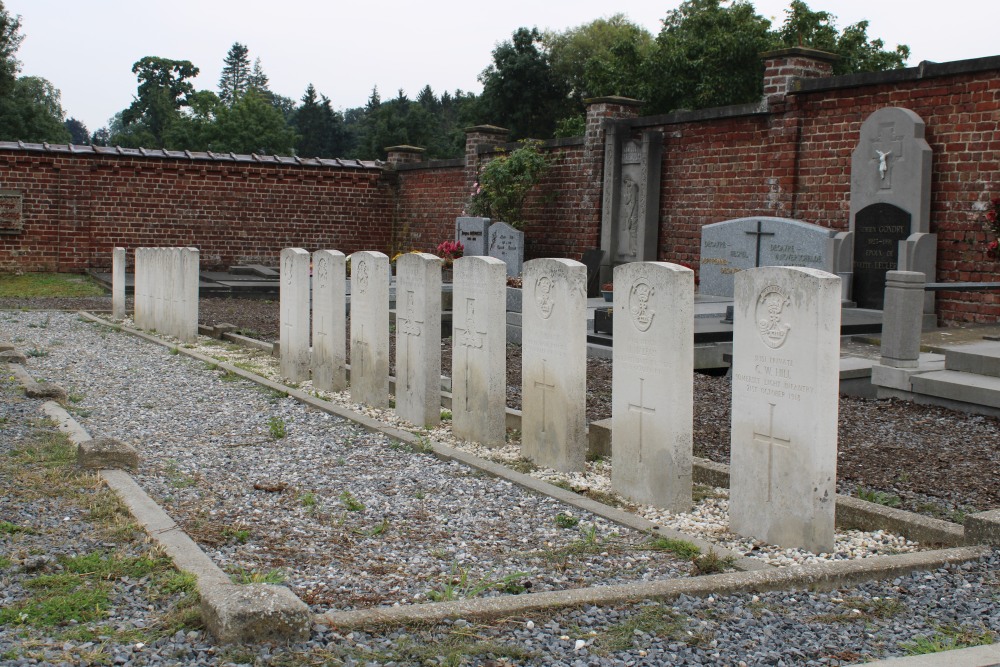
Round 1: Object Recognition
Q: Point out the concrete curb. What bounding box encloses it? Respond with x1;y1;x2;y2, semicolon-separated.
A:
76;312;996;632
37;398;310;644
7;361;69;401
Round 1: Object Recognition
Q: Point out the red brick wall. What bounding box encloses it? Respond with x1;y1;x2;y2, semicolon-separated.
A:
392;162;466;253
0;151;393;272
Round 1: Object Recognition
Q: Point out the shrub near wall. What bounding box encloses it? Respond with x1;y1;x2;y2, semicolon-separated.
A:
0;145;393;273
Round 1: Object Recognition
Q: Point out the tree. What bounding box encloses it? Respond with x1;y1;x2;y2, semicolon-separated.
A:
478;27;571;140
218;42;251;106
209;90;297;155
545;14;654;105
777;1;908;74
644;0;774;114
248;57;269;94
293;83;349;158
65;117;88;144
120;56;199;147
0;0;22;96
0;75;70;142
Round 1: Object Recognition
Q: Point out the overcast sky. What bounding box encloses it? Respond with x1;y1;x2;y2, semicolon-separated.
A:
7;0;998;134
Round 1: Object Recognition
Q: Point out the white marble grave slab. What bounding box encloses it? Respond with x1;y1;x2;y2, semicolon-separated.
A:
521;258;587;472
312;250;347;392
349;251;390;408
729;266;841;553
395;252;442;427
611;262;693;511
112;247;126;320
279;248;311;382
452;256;507;447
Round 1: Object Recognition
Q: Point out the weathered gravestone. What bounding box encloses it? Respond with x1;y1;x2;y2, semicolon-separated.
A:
133;247;199;343
311;249;347;392
349;251;390;408
850;107;933;311
395;252;442;427
455;217;490;256
112;247;126;320
611;262;693;511
521;258;587;472
699;217;841;297
487;221;524;277
279;248;311;382
599;128;663;284
452;256;507;447
729;266;840;553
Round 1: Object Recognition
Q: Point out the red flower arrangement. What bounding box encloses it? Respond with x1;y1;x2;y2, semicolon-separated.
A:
436;240;464;266
985;196;1000;260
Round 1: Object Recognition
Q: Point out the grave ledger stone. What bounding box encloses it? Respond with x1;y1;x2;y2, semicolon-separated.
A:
850;107;934;311
487;221;524;278
349;251;390;408
279;248;311;383
611;262;693;511
699;217;842;298
521;258;588;472
452;256;508;447
395;252;442;428
729;266;840;553
456;217;490;256
311;249;347;392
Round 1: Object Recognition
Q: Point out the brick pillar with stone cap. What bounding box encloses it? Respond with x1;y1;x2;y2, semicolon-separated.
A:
463;125;509;190
385;145;425;167
761;47;839;106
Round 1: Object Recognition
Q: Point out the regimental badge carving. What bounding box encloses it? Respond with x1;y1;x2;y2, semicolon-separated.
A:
535;275;554;319
316;256;329;290
283;254;293;286
355;259;369;294
756;285;791;348
629;280;655;332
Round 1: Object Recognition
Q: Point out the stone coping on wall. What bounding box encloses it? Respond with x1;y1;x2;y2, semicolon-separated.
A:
793;54;1000;95
0;140;382;170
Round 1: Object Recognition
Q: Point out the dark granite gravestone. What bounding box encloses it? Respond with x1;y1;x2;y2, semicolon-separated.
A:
581;249;604;298
852;203;911;309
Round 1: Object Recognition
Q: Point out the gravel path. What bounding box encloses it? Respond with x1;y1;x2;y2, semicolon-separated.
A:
3;307;1000;665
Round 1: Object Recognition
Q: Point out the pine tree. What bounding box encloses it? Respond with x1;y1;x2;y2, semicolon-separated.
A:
218;42;250;106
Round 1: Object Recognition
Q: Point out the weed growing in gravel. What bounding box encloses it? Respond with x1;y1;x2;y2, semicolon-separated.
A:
25;347;48;357
0;520;37;535
67;391;84;403
299;491;318;508
646;536;701;560
230;567;286;585
268;416;287;439
365;629;538;665
221;526;251;544
88;488;141;542
594;605;688;653
354;517;391;537
168;346;179;355
339;490;365;512
691;549;736;575
900;624;995;655
554;513;579;528
204;361;219;371
412;435;434;453
163;460;196;488
508;457;538;474
427;564;529;601
0;555;12;569
26;316;51;329
856;487;902;508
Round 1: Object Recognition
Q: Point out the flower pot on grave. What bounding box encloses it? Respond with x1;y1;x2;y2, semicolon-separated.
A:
602;290;613;302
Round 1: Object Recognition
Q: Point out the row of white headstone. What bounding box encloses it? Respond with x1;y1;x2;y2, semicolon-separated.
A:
126;247;200;343
283;247;841;553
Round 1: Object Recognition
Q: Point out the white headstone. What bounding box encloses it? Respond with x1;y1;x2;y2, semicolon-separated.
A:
452;255;507;447
395;252;442;427
350;251;390;408
177;247;199;343
280;248;311;382
312;249;347;392
133;248;149;328
112;247;126;320
521;258;587;472
611;262;693;511
132;247;198;342
729;266;841;553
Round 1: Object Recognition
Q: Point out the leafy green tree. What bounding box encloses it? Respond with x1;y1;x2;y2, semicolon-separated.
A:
478;27;571;140
544;14;654;105
218;42;251;106
120;56;199;147
209;90;296;155
777;1;908;74
0;76;70;142
644;0;773;113
293;83;348;158
467;140;548;229
65;117;88;144
0;0;22;97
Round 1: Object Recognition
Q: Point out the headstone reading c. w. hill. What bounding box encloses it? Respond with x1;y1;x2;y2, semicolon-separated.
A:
349;251;390;408
394;252;442;428
729;266;840;553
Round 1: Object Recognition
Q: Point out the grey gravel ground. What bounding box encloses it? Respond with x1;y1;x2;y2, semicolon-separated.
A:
2;309;1000;666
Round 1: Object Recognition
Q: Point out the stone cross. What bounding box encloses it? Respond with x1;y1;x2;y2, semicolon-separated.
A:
397;290;423;392
627;377;656;462
533;360;557;435
744;219;775;268
394;252;441;427
871;124;903;188
752;402;791;503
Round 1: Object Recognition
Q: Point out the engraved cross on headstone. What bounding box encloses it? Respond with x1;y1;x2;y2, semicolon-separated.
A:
456;298;487;411
752;402;791;502
871;123;903;189
533;360;556;435
352;323;364;380
745;220;775;268
397;290;423;391
627;377;656;462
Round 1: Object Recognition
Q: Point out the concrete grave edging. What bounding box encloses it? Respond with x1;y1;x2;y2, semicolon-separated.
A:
74;312;994;630
36;398;311;644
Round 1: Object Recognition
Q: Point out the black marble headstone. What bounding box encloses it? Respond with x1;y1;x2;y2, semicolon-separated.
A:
581;248;604;298
853;203;911;309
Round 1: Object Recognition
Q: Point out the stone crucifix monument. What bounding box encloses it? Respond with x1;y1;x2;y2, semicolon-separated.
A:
850;107;934;311
729;266;841;553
